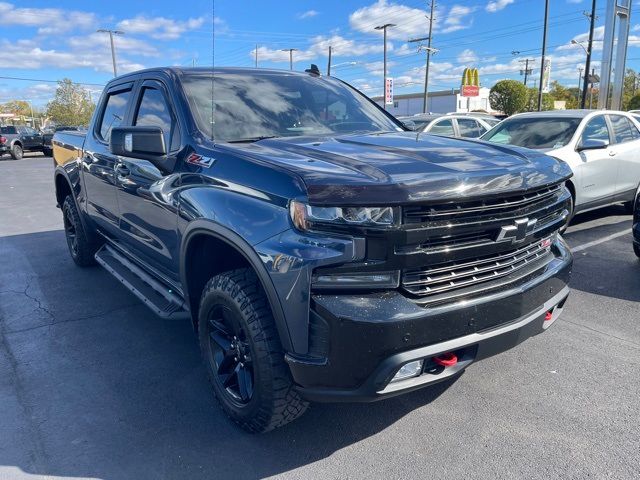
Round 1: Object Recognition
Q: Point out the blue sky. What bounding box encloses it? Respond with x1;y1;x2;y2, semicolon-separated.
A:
1;0;640;107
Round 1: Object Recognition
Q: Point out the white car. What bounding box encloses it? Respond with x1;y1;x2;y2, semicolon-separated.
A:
398;114;498;138
481;110;640;219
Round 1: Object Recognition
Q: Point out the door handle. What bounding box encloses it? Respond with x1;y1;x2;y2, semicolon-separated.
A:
115;163;130;177
608;151;617;157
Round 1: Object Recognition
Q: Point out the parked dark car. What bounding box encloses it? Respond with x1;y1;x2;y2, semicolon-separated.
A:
53;67;573;432
0;125;47;159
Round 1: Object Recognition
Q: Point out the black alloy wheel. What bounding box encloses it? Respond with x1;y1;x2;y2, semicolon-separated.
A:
206;305;254;404
63;203;79;258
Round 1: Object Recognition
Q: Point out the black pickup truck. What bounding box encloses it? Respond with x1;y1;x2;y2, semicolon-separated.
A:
53;67;573;432
0;125;48;159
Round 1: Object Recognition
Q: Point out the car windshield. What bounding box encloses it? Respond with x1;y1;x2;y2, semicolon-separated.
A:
181;72;402;142
482;116;581;149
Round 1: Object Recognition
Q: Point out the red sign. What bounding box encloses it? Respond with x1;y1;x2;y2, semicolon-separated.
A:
461;85;480;97
385;78;394;105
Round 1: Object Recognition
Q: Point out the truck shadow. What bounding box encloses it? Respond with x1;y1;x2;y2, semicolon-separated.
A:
0;229;458;480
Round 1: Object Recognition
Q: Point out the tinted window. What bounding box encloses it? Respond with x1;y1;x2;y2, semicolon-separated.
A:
428;119;455;136
609;115;637;143
99;89;131;142
0;126;17;134
482;117;581;149
580;116;610;144
25;127;38;135
134;87;178;150
457;118;482;138
181;73;401;142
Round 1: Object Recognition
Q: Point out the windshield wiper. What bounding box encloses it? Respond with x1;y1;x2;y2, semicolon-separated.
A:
226;135;279;143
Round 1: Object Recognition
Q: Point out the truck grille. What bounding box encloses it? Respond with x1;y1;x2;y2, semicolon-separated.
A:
397;183;570;301
402;239;553;297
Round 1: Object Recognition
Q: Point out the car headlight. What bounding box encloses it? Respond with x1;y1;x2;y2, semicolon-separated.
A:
289;200;395;231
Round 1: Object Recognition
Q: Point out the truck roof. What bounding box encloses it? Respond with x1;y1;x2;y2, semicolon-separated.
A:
111;66;322;83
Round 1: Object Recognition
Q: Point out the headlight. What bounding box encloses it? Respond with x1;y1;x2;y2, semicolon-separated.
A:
289;200;395;231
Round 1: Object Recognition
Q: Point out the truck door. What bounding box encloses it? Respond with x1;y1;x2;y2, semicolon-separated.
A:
82;82;134;237
114;80;182;280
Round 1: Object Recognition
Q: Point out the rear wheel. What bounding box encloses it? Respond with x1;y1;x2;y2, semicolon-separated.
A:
10;144;23;160
62;196;97;267
198;268;308;433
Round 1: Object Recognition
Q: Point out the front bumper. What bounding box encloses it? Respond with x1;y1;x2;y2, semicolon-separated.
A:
287;237;572;402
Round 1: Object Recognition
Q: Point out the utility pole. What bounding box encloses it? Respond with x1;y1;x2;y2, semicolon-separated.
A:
424;0;435;113
255;44;258;68
519;59;534;86
281;48;298;70
590;68;596;109
537;0;549;111
327;46;332;76
581;0;596;109
375;23;396;110
97;29;124;77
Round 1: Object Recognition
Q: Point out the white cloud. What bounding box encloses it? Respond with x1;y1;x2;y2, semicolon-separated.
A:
0;2;96;34
349;1;434;39
457;49;478;64
298;10;319;19
442;5;476;34
116;15;205;40
486;0;515;13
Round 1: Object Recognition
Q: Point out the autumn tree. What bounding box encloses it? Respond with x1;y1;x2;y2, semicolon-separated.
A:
46;79;95;126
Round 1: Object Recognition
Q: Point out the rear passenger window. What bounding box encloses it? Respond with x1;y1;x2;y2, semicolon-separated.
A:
457;118;482;138
98;89;131;142
428;119;455;136
581;116;610;144
134;87;178;151
609;115;636;144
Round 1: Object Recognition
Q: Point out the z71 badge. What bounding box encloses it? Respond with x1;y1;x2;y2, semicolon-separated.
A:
186;152;215;168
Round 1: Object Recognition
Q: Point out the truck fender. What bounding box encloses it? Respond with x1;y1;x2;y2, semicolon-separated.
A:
180;219;293;353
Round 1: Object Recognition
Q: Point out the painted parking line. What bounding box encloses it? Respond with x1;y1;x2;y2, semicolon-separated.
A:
570;230;630;253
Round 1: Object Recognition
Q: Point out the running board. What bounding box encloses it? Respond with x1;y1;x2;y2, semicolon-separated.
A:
95;244;189;320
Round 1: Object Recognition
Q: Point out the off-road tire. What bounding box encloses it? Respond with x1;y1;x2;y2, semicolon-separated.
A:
634;243;640;259
62;196;97;267
10;144;23;160
43;147;53;157
198;268;308;433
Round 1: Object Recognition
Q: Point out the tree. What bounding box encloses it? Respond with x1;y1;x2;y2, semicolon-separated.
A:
628;94;640;110
549;81;579;109
523;87;554;112
46;79;95;126
489;80;528;116
0;100;33;124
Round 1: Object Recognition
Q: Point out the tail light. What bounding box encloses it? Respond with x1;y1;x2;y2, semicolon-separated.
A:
0;136;6;144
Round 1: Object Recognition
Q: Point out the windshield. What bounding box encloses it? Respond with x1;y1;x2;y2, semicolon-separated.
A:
181;72;402;142
482;116;581;149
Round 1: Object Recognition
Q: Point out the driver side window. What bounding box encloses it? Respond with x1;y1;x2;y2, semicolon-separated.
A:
580;116;610;145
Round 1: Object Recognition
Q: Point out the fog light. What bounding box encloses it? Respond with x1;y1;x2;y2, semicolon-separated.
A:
391;360;423;382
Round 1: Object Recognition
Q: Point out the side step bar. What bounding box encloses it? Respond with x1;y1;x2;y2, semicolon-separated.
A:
95;244;190;320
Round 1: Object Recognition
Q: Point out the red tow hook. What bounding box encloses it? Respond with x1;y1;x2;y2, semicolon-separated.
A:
544;311;553;322
433;352;458;367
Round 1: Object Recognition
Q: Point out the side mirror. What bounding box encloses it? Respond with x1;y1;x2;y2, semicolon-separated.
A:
110;126;167;159
577;138;609;151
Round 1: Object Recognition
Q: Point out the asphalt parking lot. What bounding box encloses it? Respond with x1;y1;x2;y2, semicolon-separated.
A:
1;155;639;480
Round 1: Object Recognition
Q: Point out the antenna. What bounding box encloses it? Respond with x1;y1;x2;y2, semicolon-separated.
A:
210;0;215;142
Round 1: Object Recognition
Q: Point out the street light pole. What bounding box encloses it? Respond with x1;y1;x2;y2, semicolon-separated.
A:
327;46;332;76
97;29;124;77
375;23;396;110
281;49;298;70
537;0;549;111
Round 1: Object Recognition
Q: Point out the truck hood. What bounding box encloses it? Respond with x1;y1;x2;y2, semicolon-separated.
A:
221;132;572;205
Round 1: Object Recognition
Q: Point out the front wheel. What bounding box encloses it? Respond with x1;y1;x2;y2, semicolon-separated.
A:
634;243;640;259
198;268;308;433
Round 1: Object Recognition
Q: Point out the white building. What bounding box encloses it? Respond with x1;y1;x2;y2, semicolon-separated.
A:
372;87;493;116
